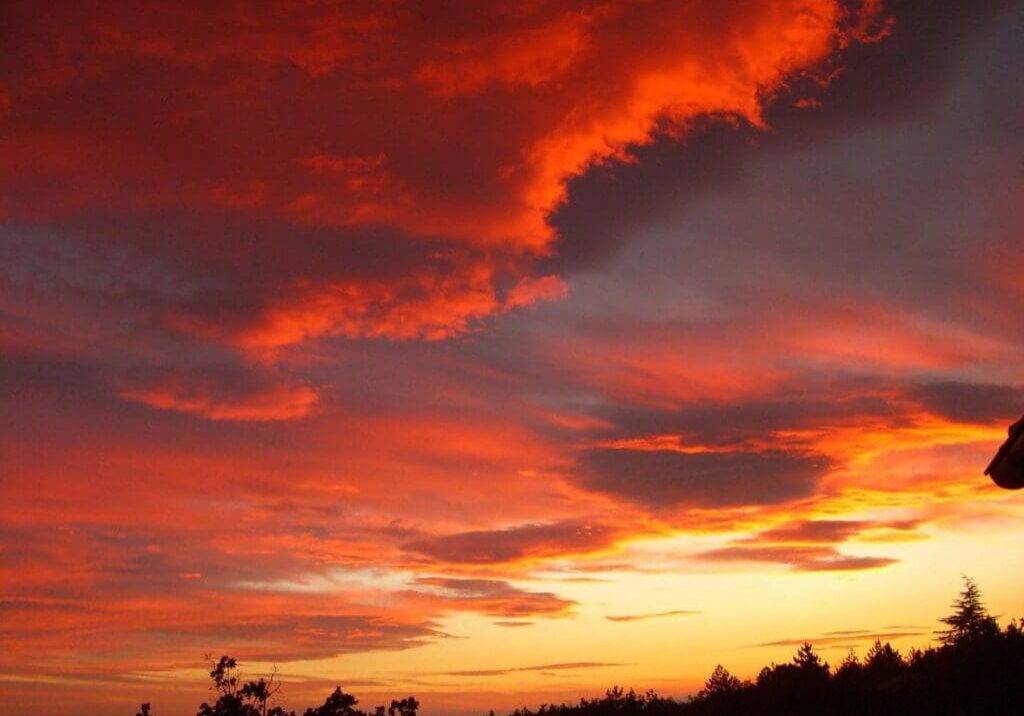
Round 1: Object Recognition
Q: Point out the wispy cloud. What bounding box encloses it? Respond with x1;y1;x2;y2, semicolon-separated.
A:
606;610;700;623
753;631;926;648
443;662;624;678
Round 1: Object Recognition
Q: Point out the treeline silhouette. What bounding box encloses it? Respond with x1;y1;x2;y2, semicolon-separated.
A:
137;577;1023;716
135;656;420;716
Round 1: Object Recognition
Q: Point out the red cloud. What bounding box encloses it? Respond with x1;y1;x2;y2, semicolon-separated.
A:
0;0;888;353
120;370;318;421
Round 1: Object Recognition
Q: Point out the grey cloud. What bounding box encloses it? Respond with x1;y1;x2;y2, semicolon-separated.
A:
577;448;829;509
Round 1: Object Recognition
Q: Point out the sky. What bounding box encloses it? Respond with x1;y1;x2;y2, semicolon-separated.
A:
2;0;1023;714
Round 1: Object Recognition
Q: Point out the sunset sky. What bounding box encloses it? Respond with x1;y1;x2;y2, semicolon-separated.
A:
2;1;1024;714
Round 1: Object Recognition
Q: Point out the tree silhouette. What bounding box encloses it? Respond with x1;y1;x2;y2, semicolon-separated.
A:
302;687;361;716
864;640;902;669
834;649;860;678
195;655;293;716
697;665;742;698
936;575;1000;646
388;697;420;716
129;578;1024;716
792;643;827;674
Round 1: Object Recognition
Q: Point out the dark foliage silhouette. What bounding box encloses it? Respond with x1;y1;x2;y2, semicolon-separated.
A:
495;578;1023;716
301;687;360;716
697;665;741;699
195;655;292;716
147;655;421;716
936;575;1000;646
135;577;1022;716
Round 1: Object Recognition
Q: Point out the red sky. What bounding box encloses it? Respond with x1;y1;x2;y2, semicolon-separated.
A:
2;1;1024;714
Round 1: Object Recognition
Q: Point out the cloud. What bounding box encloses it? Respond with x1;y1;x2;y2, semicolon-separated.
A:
740;519;922;545
119;366;318;421
5;2;1024;708
414;11;593;97
0;0;888;353
696;544;898;572
907;382;1024;425
547;0;1011;274
410;578;575;618
0;524;446;670
167;613;444;663
442;662;623;678
605;610;700;623
577;447;829;509
691;519;920;571
753;630;926;648
0;519;583;679
404;520;624;565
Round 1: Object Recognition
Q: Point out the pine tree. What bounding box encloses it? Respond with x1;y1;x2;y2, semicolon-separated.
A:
698;664;743;697
793;643;828;674
865;640;903;670
863;640;904;684
834;649;861;679
937;576;1000;646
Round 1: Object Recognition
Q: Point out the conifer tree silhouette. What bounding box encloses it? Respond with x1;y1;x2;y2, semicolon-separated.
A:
698;665;742;698
937;575;1000;646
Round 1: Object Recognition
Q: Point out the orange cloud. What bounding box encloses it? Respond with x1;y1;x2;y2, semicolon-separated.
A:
409;577;575;618
0;0;887;352
119;371;318;421
442;662;622;678
605;610;700;623
753;630;924;649
404;520;626;567
696;544;898;572
415;11;594;97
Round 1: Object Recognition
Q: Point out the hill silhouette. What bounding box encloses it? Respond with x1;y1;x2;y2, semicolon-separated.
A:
135;577;1023;716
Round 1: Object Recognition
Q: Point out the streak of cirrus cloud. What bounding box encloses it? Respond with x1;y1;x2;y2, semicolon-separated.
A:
3;1;1024;714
